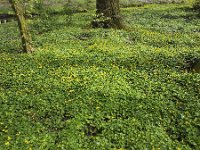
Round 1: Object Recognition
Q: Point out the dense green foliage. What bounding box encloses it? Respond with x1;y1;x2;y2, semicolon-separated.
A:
193;0;200;13
0;3;200;150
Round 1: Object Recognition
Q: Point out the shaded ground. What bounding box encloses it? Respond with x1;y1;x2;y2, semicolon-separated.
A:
0;14;15;19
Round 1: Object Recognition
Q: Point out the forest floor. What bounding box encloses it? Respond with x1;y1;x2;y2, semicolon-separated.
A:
0;3;200;150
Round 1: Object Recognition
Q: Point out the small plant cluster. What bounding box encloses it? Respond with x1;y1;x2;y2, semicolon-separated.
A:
92;13;113;28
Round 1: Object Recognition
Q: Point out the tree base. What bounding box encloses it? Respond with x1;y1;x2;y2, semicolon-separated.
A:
92;19;124;29
192;60;200;73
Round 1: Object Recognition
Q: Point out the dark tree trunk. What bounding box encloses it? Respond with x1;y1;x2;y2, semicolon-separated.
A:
93;0;123;29
193;60;200;73
8;0;33;53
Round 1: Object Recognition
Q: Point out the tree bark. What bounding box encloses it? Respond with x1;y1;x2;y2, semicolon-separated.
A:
192;60;200;73
8;0;33;53
93;0;123;29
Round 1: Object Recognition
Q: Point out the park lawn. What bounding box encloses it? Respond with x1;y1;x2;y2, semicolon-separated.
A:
0;3;200;150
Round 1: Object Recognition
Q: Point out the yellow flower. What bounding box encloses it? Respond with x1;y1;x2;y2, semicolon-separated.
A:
5;141;10;146
69;90;74;93
7;136;12;141
2;129;8;133
24;139;30;144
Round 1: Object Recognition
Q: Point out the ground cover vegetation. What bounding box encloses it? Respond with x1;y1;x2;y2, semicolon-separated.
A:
0;0;200;149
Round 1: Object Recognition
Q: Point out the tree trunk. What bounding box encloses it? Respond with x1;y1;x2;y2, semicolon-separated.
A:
93;0;123;29
192;60;200;73
8;0;33;53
